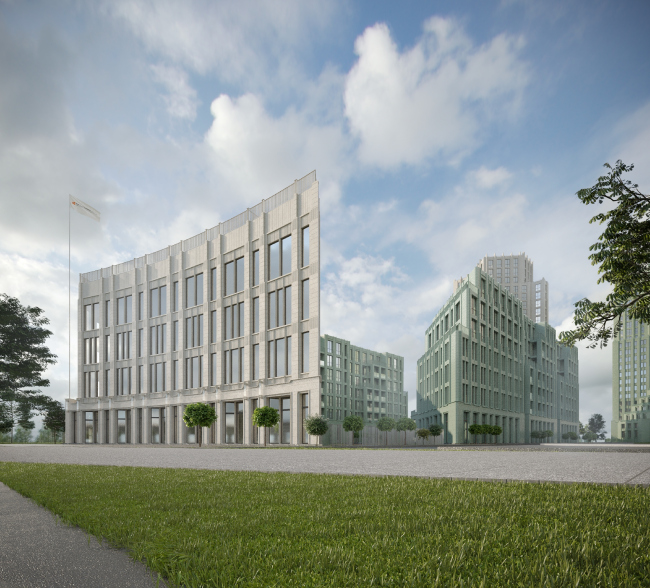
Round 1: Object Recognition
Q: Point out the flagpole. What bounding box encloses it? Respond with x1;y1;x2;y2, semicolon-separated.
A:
69;197;71;400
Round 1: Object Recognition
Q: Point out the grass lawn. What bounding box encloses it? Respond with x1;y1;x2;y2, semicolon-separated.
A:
0;463;648;587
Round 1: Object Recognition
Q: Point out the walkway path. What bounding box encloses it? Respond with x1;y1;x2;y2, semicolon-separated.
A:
2;444;649;486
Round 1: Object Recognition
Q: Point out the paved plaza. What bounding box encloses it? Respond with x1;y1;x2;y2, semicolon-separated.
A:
2;444;650;486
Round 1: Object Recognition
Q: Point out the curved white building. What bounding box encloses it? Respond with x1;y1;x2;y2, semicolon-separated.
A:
66;171;321;446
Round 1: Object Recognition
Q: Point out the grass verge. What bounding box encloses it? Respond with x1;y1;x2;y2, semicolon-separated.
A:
0;462;648;587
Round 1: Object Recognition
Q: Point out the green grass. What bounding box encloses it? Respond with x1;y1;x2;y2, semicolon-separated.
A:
0;463;648;587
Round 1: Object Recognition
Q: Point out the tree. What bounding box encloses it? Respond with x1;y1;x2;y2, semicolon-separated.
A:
13;426;32;443
0;294;57;442
489;425;503;443
562;431;579;442
342;415;364;445
43;401;65;443
468;423;482;443
252;406;280;447
559;161;650;348
183;403;217;448
583;431;598;443
305;414;329;444
587;413;607;441
416;428;431;445
376;417;396;447
428;424;443;444
395;417;416;445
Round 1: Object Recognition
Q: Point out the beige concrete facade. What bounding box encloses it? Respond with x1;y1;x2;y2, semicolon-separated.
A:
66;172;322;446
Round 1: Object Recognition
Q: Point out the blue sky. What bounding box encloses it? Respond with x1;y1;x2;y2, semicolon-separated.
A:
1;0;649;432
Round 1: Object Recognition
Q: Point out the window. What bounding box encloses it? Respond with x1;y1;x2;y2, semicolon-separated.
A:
116;331;132;360
117;366;131;395
302;393;309;443
269;235;291;280
224;258;244;296
84;371;98;397
210;311;217;343
105;335;111;361
327;340;332;353
84;337;98;364
173;360;178;390
138;365;143;394
105;369;111;396
268;286;291;329
150;324;166;355
211;267;217;301
117;410;129;444
173;281;179;311
211;353;218;386
185;356;202;388
173;321;179;351
302;332;310;373
336;342;341;355
253;297;259;333
224;348;243;384
224;302;245;340
116;295;132;325
185;315;203;348
84;302;100;330
105;300;111;327
150;362;165;392
186;274;203;308
252;250;259;287
302;226;309;267
268;336;291;378
301;279;309;320
252;344;259;380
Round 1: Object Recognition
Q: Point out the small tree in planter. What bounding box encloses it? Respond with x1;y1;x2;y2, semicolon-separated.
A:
252;406;280;447
183;403;217;448
468;423;482;443
396;417;417;445
416;428;431;445
428;424;443;445
376;417;396;447
543;430;554;443
342;415;364;446
489;425;503;443
305;414;329;445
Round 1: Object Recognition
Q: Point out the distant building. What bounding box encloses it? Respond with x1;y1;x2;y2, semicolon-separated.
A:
320;334;408;424
611;314;649;442
455;253;549;324
415;266;579;444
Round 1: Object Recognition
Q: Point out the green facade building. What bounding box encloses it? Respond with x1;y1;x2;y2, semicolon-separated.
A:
320;334;408;424
611;314;649;442
412;267;579;444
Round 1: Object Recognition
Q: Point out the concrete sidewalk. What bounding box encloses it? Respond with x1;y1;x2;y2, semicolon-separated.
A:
2;444;650;486
0;482;166;588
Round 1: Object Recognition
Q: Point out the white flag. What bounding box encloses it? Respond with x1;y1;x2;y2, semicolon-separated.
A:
69;195;100;222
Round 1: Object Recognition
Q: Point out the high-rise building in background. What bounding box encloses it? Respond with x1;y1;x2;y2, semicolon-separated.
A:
455;253;549;323
414;266;579;444
611;314;649;442
67;171;322;446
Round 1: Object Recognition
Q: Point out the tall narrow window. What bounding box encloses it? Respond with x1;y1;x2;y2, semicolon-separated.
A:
224;258;244;296
105;300;111;327
301;279;309;320
105;369;111;396
253;297;259;333
105;335;110;362
211;267;217;301
173;360;178;390
173;321;178;351
252;250;259;286
93;303;99;329
268;287;291;328
302;226;309;267
252;344;259;380
268;340;276;378
138;292;144;320
211;353;218;386
281;235;291;275
269;241;280;280
211;310;217;343
138;365;143;394
302;332;309;373
269;291;277;329
236;257;244;292
125;295;132;323
186;274;203;308
173;281;179;312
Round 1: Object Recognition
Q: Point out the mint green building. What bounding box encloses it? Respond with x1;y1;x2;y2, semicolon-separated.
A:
611;314;649;442
320;334;408;424
412;266;579;444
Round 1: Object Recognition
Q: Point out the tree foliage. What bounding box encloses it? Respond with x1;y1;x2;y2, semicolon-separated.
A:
428;424;443;442
342;415;364;444
304;414;329;443
395;417;416;445
376;416;396;447
253;406;280;446
0;294;58;441
183;403;217;447
562;431;579;442
416;428;431;444
43;400;65;441
559;161;650;348
587;413;607;441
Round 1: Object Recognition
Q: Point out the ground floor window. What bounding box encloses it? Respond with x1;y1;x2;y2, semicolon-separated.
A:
302;393;309;443
252;399;259;444
85;411;97;443
268;397;290;444
117;410;130;444
225;401;244;444
151;407;165;443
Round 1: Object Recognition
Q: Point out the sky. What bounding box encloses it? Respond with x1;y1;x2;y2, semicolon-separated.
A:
1;0;649;435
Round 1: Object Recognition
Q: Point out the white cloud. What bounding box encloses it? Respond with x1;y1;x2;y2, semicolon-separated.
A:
150;63;199;120
471;165;512;189
344;17;529;168
204;91;350;211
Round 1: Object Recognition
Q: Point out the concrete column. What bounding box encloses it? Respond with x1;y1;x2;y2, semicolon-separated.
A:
130;409;138;445
243;398;252;445
98;410;106;444
215;401;223;445
178;404;186;444
76;411;84;444
65;410;75;444
165;406;173;444
142;407;151;445
291;391;299;445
